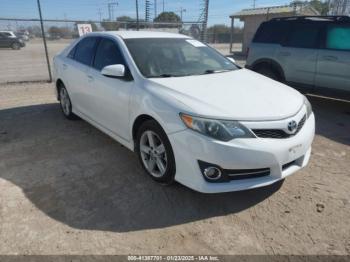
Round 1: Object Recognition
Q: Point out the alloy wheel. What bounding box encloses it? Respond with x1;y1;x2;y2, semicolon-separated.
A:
60;88;71;116
139;130;168;178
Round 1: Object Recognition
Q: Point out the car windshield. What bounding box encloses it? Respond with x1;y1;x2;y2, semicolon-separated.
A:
124;38;239;78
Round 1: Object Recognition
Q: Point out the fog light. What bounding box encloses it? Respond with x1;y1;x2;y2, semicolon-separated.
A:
203;167;222;180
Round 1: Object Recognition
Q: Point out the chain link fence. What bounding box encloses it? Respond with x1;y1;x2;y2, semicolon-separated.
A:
0;17;213;84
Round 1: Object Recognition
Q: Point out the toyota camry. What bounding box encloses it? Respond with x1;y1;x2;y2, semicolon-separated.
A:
53;31;315;193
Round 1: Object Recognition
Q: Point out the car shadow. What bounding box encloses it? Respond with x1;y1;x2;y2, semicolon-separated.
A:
307;94;350;146
0;103;282;233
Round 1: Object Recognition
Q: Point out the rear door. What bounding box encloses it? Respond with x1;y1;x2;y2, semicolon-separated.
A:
0;33;6;47
315;23;350;92
62;36;98;116
0;33;11;47
276;22;323;88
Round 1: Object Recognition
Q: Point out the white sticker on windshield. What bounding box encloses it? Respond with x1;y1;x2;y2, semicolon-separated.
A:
186;39;206;47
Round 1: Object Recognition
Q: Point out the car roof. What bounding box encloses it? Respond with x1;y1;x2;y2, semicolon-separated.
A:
89;31;190;39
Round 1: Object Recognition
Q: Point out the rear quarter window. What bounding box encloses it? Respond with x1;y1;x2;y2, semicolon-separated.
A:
326;24;350;51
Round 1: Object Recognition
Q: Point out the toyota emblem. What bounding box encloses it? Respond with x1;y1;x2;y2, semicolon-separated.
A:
287;120;298;133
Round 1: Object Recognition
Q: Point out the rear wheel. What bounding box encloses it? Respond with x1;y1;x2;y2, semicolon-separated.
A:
136;120;176;185
11;42;20;50
256;66;281;81
59;85;78;120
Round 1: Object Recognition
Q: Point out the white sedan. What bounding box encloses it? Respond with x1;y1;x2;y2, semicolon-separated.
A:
53;31;315;193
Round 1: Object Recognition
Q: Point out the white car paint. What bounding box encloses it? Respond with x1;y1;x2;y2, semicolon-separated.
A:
53;31;315;193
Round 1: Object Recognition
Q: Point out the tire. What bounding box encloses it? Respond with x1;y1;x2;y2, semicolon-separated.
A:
136;120;176;185
11;42;20;50
256;66;280;81
58;84;78;120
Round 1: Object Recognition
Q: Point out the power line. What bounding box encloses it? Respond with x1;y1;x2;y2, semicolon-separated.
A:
107;1;118;21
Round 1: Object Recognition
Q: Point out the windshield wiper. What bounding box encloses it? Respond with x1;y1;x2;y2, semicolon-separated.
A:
150;74;175;78
203;69;232;75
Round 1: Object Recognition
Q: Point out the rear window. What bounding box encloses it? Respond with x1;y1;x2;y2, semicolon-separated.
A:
253;21;289;44
326;24;350;51
285;22;323;49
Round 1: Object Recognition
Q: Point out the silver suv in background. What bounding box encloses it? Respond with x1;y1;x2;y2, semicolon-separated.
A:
246;16;350;99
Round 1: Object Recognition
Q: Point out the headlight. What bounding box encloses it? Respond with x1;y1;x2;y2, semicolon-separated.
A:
180;113;255;141
303;96;312;119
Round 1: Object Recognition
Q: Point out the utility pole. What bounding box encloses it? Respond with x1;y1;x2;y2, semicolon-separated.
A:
154;0;157;18
108;1;118;21
136;0;139;30
145;0;151;22
97;8;103;22
36;0;52;82
199;0;209;42
178;7;186;21
253;0;256;8
162;0;165;12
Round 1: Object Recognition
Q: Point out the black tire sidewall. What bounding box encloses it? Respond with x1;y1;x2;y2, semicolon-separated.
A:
136;120;176;185
59;85;77;120
12;43;20;50
256;67;280;81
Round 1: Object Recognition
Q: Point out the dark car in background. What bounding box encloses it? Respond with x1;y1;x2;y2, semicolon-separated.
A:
0;31;26;50
246;16;350;99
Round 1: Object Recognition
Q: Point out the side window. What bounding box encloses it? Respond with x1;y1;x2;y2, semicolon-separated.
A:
326;24;350;51
93;38;125;71
286;23;322;49
74;37;97;66
253;22;289;44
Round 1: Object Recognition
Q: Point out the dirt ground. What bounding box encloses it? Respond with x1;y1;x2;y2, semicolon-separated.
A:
0;82;349;255
0;39;242;83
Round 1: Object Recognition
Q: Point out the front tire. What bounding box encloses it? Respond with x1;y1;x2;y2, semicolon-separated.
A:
59;85;78;120
136;120;176;185
11;42;20;50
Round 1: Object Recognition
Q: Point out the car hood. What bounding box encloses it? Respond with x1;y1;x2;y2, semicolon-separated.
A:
148;69;304;121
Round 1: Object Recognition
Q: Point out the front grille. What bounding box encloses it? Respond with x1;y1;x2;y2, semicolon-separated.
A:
253;115;306;139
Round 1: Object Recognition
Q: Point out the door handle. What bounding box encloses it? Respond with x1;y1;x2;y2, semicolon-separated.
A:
279;51;291;57
323;56;338;61
62;64;67;70
87;75;94;82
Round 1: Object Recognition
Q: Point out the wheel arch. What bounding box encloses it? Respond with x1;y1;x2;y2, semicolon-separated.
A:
55;79;65;100
132;114;159;143
251;58;285;82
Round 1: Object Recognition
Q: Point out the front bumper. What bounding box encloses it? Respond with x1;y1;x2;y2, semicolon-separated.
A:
168;113;315;193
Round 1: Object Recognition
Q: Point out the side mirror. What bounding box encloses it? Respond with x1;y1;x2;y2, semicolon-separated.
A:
101;64;125;78
226;56;236;64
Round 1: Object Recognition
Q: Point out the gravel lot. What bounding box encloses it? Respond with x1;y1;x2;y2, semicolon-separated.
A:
0;83;349;255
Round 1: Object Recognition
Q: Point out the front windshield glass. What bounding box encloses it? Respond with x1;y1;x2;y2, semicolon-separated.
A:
124;38;239;78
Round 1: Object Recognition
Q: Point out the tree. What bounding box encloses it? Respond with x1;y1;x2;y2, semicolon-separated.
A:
154;12;181;24
290;0;329;15
101;19;119;31
116;16;134;22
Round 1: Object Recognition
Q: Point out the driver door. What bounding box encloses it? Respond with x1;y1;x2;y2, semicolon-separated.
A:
87;37;134;141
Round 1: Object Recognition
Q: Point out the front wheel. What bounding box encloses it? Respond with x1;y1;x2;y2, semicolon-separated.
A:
136;120;176;185
11;42;20;50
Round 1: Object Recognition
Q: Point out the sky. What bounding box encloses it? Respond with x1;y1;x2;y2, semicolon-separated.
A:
0;0;293;26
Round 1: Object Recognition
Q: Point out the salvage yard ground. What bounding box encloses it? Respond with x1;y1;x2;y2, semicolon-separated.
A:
0;82;349;255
